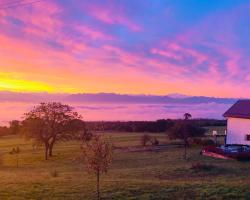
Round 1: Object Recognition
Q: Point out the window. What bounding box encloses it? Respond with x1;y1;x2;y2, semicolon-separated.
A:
246;135;250;141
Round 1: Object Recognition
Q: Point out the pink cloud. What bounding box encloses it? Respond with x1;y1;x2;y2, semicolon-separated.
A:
151;48;183;61
185;48;207;66
86;5;142;32
217;47;242;78
151;42;208;68
102;45;141;65
76;25;115;40
4;1;63;37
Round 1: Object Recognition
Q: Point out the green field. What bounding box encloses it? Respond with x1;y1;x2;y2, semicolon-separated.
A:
0;132;249;200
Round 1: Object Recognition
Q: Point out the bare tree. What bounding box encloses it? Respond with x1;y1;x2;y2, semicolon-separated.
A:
183;113;192;158
168;113;205;159
81;135;113;200
21;102;84;160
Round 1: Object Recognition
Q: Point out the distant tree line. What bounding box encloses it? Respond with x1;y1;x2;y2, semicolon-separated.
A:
0;119;226;136
85;119;226;133
0;120;21;136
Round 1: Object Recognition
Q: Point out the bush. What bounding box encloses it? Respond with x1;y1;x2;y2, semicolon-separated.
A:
174;188;197;199
201;139;215;146
50;170;59;177
191;162;215;172
141;134;151;146
190;138;216;146
151;137;159;146
9;146;20;154
190;138;203;145
0;154;3;167
79;130;93;142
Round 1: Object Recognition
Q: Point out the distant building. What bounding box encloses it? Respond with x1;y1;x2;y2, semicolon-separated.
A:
223;100;250;146
212;130;218;136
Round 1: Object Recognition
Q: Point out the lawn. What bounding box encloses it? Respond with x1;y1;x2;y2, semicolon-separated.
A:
0;132;249;200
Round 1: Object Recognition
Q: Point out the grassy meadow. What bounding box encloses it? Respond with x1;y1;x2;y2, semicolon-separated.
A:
0;130;249;200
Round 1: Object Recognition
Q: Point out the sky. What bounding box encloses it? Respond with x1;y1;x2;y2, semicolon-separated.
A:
1;0;250;97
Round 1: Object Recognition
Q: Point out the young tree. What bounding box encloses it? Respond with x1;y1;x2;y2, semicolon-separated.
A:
21;102;84;160
168;114;205;159
81;135;113;200
9;146;21;167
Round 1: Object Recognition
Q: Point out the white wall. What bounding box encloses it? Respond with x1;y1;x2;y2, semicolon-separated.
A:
227;117;250;145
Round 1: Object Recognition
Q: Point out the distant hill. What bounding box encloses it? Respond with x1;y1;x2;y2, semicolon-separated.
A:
0;91;66;102
65;93;238;104
0;91;240;104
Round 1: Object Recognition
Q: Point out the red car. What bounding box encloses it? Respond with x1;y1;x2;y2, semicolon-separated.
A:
202;145;250;160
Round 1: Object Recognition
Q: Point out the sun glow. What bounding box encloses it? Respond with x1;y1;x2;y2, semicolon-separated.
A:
0;78;54;92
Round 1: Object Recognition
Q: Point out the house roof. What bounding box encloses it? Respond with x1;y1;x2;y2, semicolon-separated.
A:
223;100;250;119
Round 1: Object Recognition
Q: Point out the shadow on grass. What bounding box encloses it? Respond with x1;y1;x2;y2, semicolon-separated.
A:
101;183;250;200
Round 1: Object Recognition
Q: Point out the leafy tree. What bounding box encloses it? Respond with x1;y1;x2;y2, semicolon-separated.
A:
9;120;20;135
184;113;192;120
168;114;205;159
21;102;84;160
81;135;113;200
0;126;9;136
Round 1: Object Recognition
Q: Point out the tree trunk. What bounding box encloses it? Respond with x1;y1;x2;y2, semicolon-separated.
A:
49;143;54;157
16;154;19;168
49;138;56;157
184;139;187;160
45;143;49;160
97;170;100;200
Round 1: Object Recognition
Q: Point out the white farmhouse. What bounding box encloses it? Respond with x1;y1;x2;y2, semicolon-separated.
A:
223;100;250;146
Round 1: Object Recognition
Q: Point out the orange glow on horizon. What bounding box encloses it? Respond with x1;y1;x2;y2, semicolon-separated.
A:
0;77;54;93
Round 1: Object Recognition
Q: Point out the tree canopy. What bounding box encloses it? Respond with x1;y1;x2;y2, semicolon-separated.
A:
21;102;85;160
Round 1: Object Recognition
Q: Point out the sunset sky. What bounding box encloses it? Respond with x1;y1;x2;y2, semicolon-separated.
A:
1;0;250;97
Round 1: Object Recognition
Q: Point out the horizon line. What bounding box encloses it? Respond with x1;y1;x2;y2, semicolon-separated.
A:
0;90;244;99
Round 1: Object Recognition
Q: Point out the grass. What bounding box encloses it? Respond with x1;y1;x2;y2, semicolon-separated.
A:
0;132;249;199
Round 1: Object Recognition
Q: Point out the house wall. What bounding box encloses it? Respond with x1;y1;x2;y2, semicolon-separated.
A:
227;117;250;145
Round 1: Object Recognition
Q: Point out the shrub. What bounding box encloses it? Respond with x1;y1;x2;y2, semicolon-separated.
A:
79;130;93;142
190;138;216;146
201;139;216;146
151;137;159;146
9;146;20;154
191;138;203;145
174;188;197;199
9;146;21;167
141;134;151;146
191;162;215;172
50;170;59;177
0;154;3;167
